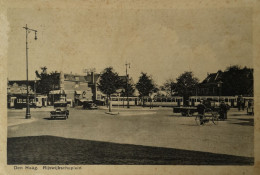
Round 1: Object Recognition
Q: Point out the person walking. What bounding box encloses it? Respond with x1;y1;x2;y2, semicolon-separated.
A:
219;100;228;120
197;100;207;125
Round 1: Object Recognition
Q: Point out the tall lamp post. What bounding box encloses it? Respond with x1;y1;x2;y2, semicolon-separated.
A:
217;81;223;103
125;62;130;108
23;24;37;119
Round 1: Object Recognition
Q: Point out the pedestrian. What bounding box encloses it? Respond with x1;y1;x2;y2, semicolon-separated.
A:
197;100;207;125
238;95;244;111
219;100;228;120
242;100;245;111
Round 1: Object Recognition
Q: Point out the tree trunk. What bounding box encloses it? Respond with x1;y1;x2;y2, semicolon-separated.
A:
109;95;112;112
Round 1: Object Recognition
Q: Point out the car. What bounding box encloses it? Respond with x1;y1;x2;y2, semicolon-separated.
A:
83;101;98;110
50;101;69;119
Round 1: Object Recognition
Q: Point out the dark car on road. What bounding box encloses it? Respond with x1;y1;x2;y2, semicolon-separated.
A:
83;101;98;110
50;101;69;119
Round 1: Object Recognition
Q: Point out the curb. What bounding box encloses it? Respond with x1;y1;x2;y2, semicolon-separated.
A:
105;112;120;115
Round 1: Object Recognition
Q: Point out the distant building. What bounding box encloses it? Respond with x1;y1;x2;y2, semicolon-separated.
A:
49;72;93;106
85;72;135;104
85;72;105;103
196;70;223;96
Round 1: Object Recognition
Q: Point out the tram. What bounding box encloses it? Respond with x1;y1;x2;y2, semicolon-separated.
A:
8;95;48;109
110;96;139;106
188;96;240;107
143;96;184;107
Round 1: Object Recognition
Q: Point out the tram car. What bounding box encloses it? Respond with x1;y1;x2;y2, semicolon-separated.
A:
143;96;183;107
188;96;247;108
12;97;35;109
110;97;139;106
8;95;48;109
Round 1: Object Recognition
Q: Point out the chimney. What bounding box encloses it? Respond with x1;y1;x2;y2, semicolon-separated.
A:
91;72;94;84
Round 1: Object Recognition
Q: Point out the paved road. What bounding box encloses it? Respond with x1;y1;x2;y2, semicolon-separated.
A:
8;107;254;158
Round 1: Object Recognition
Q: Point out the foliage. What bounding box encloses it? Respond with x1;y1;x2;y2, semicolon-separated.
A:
136;72;157;97
98;67;122;112
120;77;136;97
222;65;253;96
98;67;122;97
161;79;176;96
35;67;60;95
175;71;199;104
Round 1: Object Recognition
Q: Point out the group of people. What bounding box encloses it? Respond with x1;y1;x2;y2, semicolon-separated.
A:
197;99;229;125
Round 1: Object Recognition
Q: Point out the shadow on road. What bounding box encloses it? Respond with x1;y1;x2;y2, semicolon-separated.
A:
230;113;247;116
43;118;66;120
7;135;254;165
231;118;254;126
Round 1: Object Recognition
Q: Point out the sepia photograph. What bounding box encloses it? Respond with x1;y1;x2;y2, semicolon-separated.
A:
1;0;259;175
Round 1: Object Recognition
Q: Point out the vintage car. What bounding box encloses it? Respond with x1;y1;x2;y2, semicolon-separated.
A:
83;101;98;110
50;101;69;119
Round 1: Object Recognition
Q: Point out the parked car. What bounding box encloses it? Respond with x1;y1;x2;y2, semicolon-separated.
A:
83;101;98;110
50;101;69;119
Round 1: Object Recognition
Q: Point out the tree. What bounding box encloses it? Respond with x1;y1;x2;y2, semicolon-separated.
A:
222;65;253;96
98;67;122;112
120;77;135;97
175;71;199;105
136;72;157;105
161;79;176;96
35;67;60;95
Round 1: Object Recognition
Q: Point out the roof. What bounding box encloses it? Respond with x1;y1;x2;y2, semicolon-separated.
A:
8;80;37;86
64;74;87;82
84;74;101;84
201;71;223;84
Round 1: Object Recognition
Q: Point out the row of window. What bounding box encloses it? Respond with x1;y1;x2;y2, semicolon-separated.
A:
189;97;237;102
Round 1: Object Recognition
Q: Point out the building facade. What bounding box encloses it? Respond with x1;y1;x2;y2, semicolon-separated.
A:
196;71;223;96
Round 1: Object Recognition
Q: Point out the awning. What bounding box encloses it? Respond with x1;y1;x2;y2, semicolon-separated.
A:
79;99;92;102
49;90;65;94
75;91;82;94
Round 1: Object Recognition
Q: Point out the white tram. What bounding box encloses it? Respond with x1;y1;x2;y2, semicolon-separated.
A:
110;97;139;106
143;96;184;107
188;96;239;107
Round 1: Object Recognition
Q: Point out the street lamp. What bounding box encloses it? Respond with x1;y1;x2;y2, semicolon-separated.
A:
23;24;37;119
217;81;223;105
125;62;130;108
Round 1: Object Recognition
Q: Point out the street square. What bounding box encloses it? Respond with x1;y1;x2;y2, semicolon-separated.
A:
7;107;254;165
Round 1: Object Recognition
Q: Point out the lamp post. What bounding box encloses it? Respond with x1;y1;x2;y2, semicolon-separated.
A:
23;24;37;119
125;62;130;108
217;81;223;105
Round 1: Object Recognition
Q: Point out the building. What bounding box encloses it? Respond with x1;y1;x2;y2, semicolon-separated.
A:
196;71;223;96
49;72;93;106
85;72;135;104
85;72;108;105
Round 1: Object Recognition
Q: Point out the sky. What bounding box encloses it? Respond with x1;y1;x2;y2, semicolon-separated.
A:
7;7;252;85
